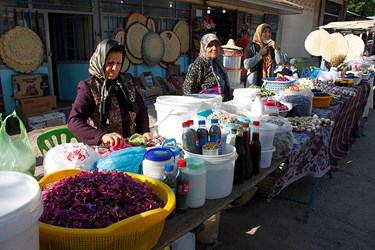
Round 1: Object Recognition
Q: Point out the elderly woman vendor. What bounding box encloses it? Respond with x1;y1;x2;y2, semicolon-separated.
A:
68;39;152;147
182;33;232;101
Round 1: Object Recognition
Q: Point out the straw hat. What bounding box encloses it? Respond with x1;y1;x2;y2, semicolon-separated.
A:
304;29;329;56
160;30;181;64
0;26;44;73
125;22;149;60
221;39;242;51
173;20;189;53
142;32;165;65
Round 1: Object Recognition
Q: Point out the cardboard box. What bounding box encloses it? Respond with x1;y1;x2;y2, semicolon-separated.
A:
13;74;50;99
17;95;57;115
27;112;66;131
139;72;163;97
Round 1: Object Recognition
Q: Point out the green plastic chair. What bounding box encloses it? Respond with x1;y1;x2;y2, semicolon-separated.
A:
37;127;81;157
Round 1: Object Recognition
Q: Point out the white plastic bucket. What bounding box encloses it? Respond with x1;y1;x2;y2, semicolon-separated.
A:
155;95;222;143
184;144;237;199
0;171;43;250
233;88;261;110
251;122;278;150
223;56;241;68
260;146;276;168
142;148;175;180
226;69;242;88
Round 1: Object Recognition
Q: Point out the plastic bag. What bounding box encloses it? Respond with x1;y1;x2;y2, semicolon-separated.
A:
43;142;102;175
93;146;147;174
0;111;36;175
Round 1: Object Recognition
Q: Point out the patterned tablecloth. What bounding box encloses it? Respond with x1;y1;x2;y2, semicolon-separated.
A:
268;81;371;200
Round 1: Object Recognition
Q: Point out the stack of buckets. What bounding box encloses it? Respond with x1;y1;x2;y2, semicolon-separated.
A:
222;47;243;89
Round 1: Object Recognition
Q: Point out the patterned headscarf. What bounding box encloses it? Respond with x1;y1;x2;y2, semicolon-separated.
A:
252;23;273;78
199;33;221;57
88;39;126;125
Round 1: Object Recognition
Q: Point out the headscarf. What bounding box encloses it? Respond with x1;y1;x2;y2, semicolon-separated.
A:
199;33;221;57
88;39;126;125
252;23;273;78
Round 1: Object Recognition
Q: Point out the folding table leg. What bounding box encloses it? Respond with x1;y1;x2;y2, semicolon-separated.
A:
304;177;320;220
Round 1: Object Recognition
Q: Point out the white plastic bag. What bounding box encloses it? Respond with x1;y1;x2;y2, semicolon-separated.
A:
43;142;102;175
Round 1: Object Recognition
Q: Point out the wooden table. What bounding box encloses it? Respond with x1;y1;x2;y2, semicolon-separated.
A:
153;158;285;250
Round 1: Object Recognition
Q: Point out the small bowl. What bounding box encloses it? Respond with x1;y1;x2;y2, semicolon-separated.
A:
202;148;219;155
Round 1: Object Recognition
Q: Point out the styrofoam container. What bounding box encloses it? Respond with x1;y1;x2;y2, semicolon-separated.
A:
184;144;237;199
155;95;221;143
251;122;278;150
0;171;43;250
260;146;276;168
142;148;175;180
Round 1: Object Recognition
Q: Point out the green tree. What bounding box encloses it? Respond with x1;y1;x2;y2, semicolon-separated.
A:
347;0;375;17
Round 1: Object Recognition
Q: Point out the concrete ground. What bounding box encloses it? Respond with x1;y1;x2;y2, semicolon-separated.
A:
214;109;375;249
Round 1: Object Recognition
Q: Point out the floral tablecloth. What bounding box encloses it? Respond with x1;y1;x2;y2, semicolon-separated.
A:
268;81;370;200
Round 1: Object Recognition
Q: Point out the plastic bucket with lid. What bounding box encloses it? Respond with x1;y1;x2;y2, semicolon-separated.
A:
260;146;276;168
0;171;43;250
184;144;237;199
251;122;278;150
142;148;175;180
155;95;222;143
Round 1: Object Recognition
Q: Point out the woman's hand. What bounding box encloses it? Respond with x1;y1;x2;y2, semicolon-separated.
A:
260;46;269;56
267;39;275;49
142;132;153;141
101;132;125;147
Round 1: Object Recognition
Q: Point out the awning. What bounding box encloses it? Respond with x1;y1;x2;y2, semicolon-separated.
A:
319;20;375;32
184;0;304;15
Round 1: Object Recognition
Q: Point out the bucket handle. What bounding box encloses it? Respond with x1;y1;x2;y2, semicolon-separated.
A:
153;108;175;127
161;138;177;147
143;147;176;162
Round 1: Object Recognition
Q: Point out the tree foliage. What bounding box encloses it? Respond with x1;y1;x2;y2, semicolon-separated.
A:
347;0;375;17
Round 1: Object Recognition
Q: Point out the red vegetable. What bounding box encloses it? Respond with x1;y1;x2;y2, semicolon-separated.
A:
40;170;164;228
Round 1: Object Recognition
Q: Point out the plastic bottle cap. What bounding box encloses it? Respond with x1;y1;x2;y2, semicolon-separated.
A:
187;120;194;126
211;118;218;124
164;163;174;171
253;121;260;126
185;157;205;169
198;120;206;125
177;159;187;167
182;122;188;128
242;122;249;128
264;101;275;106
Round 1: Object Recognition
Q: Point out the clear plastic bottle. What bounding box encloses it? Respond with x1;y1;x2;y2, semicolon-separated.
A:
197;120;209;154
209;118;222;155
242;122;253;179
161;163;177;217
182;122;198;153
250;121;262;175
226;128;237;146
176;159;189;214
233;127;246;185
252;94;265;117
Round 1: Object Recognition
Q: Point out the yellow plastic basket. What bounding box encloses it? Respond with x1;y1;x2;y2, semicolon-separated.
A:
312;93;334;108
38;169;176;250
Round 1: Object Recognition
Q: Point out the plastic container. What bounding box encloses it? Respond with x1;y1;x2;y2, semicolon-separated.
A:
142;148;175;180
223;55;241;68
186;157;206;208
38;169;175;250
202;148;219;155
0;171;43;250
263;97;279;116
160;138;181;162
184;144;237;199
226;68;242;88
233;88;261;110
251;122;278;150
312;93;334;108
155;95;221;143
261;77;296;94
260;146;276;168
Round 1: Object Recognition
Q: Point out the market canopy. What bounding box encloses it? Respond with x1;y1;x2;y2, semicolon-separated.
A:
319;20;375;32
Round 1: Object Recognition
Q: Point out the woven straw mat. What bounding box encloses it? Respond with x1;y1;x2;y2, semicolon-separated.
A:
0;26;44;73
320;32;348;63
147;18;156;32
126;12;148;29
344;34;364;62
125;22;149;60
173;20;189;53
142;32;165;66
304;29;329;57
160;30;181;64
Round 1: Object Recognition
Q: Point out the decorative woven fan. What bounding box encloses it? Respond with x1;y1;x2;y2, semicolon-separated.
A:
160;30;181;64
173;20;189;53
0;26;44;73
304;29;329;57
344;34;365;62
146;18;156;32
320;32;348;66
112;28;126;45
125;22;149;60
126;12;148;29
121;54;130;72
142;32;165;65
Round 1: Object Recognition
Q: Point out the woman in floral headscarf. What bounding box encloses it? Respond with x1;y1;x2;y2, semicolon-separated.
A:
243;23;282;87
68;39;152;147
182;33;232;101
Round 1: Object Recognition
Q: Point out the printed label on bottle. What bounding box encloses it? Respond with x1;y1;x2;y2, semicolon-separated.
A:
177;183;189;194
199;137;208;148
210;136;222;154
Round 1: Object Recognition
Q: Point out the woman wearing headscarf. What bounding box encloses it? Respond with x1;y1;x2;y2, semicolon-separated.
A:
243;23;282;87
182;33;232;101
68;39;152;147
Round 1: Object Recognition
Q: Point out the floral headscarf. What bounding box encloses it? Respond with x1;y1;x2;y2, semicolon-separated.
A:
199;33;221;57
252;23;273;78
